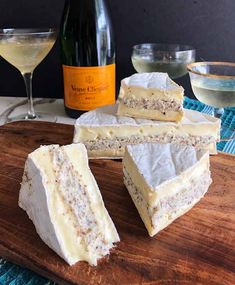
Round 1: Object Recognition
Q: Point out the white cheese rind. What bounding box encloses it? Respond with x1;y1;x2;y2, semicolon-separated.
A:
19;154;69;262
122;143;212;236
19;144;119;266
126;143;206;190
120;72;184;95
74;104;221;157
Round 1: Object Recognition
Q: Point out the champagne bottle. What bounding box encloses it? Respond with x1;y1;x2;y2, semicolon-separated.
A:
60;0;115;118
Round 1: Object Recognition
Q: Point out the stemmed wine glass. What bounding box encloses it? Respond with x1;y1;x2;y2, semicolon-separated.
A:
0;28;57;121
187;62;235;140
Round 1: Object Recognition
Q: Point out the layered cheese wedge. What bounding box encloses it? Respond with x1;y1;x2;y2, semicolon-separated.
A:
117;72;184;122
73;104;220;158
19;144;119;266
123;143;212;237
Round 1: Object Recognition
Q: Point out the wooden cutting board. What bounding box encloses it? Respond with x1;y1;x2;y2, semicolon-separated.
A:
0;121;234;285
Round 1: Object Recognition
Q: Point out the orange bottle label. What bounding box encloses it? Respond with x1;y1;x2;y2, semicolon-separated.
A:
62;64;115;111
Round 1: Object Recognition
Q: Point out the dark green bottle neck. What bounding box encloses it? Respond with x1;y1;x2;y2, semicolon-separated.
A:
63;0;110;22
60;0;114;67
65;0;107;8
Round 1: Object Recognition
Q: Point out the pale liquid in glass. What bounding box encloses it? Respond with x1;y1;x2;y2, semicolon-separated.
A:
132;57;189;79
0;39;55;73
191;78;235;108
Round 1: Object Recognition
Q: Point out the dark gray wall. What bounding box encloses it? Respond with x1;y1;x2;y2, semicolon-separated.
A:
0;0;235;99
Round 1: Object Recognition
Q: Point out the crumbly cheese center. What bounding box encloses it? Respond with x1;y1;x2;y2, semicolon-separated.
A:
52;148;109;257
122;97;183;111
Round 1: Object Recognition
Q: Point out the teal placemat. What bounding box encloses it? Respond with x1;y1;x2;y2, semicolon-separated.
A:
184;97;235;153
0;259;56;285
1;97;234;285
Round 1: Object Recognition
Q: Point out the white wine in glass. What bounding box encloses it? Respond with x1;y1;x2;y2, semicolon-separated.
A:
132;57;190;79
0;28;57;120
191;78;235;108
131;44;195;79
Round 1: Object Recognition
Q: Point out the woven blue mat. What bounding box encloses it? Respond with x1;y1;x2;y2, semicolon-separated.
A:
184;97;235;153
0;97;235;285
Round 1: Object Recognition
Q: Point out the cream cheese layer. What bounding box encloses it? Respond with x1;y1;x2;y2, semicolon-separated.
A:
117;103;184;122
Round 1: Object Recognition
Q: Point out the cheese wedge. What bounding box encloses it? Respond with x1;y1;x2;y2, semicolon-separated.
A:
123;143;212;237
19;144;119;266
117;73;184;122
73;104;220;158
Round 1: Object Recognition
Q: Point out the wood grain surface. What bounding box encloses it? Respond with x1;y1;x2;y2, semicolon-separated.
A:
0;121;234;285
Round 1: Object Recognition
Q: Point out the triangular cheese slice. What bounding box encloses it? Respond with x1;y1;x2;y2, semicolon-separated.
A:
117;72;184;122
19;143;119;266
123;143;212;237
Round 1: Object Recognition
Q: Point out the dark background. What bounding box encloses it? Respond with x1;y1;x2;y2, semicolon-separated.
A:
0;0;235;99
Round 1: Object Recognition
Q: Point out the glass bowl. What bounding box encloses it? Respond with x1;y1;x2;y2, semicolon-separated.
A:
187;62;235;111
187;61;235;141
131;43;195;79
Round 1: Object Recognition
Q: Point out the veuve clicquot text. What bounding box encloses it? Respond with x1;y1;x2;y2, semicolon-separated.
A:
60;0;115;118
